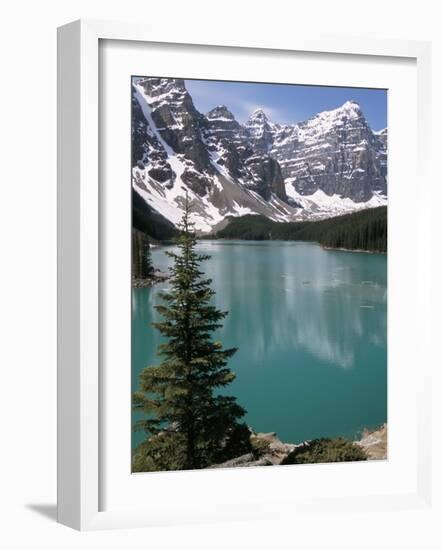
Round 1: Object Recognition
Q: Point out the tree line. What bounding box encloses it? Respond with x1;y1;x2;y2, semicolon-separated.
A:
215;206;387;252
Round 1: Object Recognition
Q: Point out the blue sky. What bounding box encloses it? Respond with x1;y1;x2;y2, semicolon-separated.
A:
186;79;387;131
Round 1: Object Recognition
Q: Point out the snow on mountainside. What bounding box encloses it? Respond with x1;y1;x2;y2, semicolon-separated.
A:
131;78;387;232
271;101;387;202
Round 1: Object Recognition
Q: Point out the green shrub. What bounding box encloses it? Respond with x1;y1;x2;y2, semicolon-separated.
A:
132;423;252;472
132;432;188;472
281;437;367;465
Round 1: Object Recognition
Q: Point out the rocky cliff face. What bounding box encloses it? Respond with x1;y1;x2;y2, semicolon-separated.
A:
271;101;387;202
132;77;387;231
245;108;275;153
134;78;215;196
356;423;387;460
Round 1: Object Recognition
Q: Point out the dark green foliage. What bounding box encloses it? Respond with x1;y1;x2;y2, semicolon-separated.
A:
217;206;387;252
132;432;187;473
132;188;178;241
281;438;368;465
141;235;154;278
218;423;253;463
132;228;154;279
133;197;250;471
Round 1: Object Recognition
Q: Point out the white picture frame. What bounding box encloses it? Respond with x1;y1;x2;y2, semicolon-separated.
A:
57;19;433;531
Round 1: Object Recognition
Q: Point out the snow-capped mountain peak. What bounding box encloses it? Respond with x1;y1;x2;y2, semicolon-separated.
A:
245;108;276;153
249;107;269;120
206;105;236;121
298;100;365;135
246;108;275;130
131;78;387;232
341;99;362;111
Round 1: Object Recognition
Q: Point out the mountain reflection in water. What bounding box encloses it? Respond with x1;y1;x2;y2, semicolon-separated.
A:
132;240;387;445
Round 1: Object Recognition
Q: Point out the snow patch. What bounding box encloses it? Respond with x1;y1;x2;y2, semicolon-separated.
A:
285;180;387;219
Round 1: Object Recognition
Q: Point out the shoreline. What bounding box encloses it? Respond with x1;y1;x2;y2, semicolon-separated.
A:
355;423;388;460
132;271;169;288
322;245;387;254
210;423;388;468
144;237;386;255
198;237;386;255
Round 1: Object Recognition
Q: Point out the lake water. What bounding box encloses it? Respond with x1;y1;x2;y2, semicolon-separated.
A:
132;240;387;449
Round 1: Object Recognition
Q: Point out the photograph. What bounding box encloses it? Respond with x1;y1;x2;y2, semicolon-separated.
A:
2;0;436;542
131;76;388;473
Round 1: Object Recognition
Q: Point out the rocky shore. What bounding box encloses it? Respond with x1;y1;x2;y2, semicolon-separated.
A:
211;431;301;468
211;424;388;468
132;270;169;288
355;423;388;460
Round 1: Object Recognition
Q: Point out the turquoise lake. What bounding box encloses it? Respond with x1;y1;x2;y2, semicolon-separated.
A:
132;240;387;449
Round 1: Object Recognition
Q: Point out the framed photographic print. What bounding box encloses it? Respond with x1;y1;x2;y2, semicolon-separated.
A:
130;75;388;474
57;19;433;530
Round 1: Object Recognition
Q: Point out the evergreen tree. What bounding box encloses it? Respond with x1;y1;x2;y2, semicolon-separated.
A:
133;196;250;472
132;229;155;279
141;235;154;278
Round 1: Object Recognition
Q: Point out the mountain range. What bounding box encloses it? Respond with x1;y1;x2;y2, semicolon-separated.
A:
132;77;387;232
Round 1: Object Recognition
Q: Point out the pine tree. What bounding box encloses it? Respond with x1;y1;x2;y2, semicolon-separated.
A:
132;229;155;279
141;235;154;278
133;196;250;472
